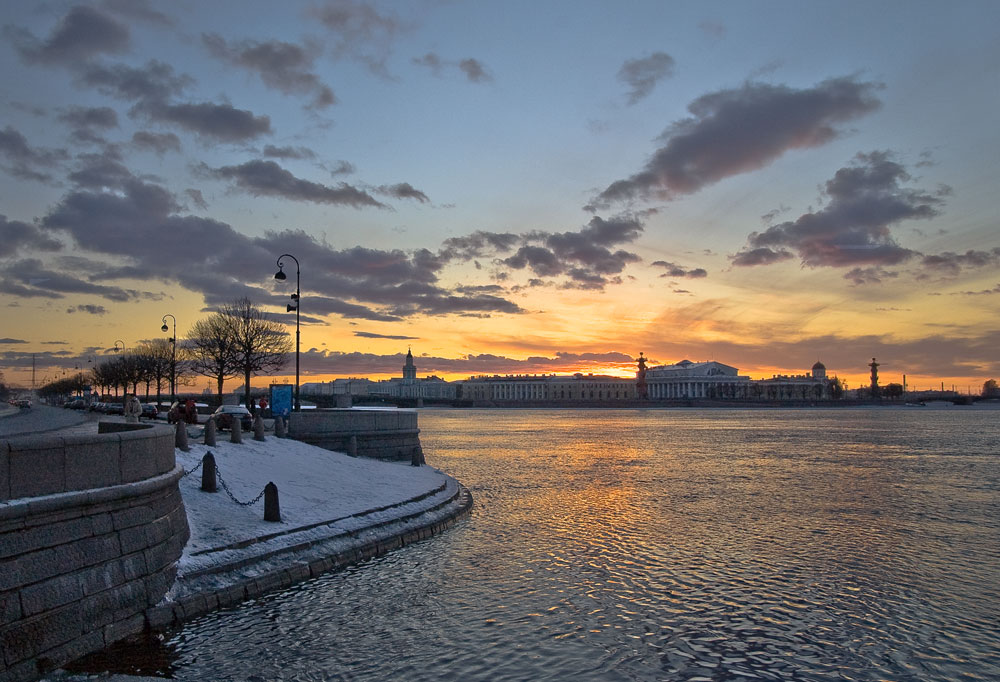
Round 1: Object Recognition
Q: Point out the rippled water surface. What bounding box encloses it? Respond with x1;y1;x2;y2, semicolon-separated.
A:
110;408;1000;680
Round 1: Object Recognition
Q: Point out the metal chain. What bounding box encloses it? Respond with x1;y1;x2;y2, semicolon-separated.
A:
180;459;204;478
215;467;267;507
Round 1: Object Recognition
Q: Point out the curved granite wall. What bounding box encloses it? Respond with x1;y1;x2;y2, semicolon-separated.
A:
0;424;188;682
288;409;422;461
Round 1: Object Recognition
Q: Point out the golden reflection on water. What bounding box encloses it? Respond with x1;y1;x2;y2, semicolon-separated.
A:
101;407;999;682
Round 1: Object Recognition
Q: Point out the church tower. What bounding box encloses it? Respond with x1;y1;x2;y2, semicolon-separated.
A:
402;347;417;385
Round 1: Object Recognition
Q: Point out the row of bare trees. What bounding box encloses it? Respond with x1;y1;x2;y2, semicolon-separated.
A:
37;298;291;407
186;298;291;409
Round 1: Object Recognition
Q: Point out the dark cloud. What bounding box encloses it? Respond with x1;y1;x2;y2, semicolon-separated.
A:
412;52;442;74
309;0;403;76
0;258;148;301
729;247;793;267
652;260;708;278
0;125;69;181
458;58;491;83
413;52;492;83
136;101;272;142
732;151;940;268
67;304;108;315
618;52;675;104
36;181;523;319
953;284;1000;296
101;0;174;27
592;76;882;207
7;5;129;65
58;106;118;131
920;248;1000;276
202;33;335;109
443;216;644;290
68;149;134;189
439;230;519;260
329;160;355;176
354;331;418;340
843;266;900;285
0;214;63;258
0;338;28;344
203;159;387;208
132;130;181;154
374;182;429;203
262;144;316;160
78;60;193;102
184;188;208;210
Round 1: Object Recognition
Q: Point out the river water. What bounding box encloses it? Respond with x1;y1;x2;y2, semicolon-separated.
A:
86;407;998;681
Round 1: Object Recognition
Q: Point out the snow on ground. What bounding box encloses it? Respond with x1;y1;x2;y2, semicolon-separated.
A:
169;430;457;595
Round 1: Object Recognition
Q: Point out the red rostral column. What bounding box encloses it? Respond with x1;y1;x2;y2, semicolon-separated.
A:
636;352;648;399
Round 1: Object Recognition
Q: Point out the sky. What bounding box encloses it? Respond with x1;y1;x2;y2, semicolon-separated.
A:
1;0;998;393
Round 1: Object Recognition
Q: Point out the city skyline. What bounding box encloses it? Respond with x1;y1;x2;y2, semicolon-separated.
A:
2;1;998;392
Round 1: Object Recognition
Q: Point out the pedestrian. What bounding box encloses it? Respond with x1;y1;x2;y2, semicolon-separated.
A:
259;396;268;416
124;394;142;423
184;398;196;424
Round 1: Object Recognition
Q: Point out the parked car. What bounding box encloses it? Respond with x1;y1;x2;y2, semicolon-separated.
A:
65;398;87;410
16;398;31;409
104;402;125;415
211;405;253;432
140;403;159;420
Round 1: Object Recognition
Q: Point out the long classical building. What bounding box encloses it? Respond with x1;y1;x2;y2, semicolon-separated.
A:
457;373;636;403
304;350;839;404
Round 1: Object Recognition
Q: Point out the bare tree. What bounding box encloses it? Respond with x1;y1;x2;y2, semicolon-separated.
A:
133;339;174;405
187;314;240;405
219;298;291;410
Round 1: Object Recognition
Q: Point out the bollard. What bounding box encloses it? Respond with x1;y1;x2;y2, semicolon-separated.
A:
175;418;190;452
230;415;243;444
274;416;286;438
410;447;421;467
263;482;280;522
204;417;217;446
253;414;266;442
201;452;218;492
348;435;358;457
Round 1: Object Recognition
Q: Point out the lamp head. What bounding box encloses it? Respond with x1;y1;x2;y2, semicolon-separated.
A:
290;293;299;300
161;323;169;332
274;268;287;281
286;304;298;313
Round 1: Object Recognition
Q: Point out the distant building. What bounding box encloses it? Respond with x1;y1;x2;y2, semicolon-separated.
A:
753;362;835;400
368;349;458;400
458;373;636;403
643;359;750;399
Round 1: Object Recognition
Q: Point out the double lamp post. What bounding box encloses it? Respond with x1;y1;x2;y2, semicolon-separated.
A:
274;254;300;412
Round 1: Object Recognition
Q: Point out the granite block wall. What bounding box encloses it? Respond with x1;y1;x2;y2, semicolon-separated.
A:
288;409;422;461
0;424;189;682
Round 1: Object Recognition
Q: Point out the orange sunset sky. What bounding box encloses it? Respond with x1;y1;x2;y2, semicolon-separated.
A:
1;1;998;394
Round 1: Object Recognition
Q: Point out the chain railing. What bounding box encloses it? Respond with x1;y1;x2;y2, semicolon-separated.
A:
215;467;268;507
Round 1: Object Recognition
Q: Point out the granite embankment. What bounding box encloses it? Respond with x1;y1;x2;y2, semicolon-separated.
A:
2;408;472;681
0;422;188;682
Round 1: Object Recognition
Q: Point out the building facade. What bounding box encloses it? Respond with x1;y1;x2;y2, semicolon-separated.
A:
458;373;636;403
644;359;751;399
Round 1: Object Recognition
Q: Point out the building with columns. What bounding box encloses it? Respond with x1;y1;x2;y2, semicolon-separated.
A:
457;373;636;403
643;359;751;399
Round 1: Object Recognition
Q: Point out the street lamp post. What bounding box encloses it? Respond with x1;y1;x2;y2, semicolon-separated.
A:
274;254;300;411
114;340;125;353
161;314;177;404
